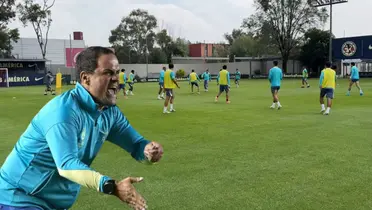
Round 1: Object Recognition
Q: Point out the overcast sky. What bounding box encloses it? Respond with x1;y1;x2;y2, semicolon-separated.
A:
7;0;372;46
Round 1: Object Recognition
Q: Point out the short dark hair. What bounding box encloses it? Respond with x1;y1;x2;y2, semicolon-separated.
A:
351;62;355;66
222;65;227;69
192;69;194;72
325;61;332;68
131;70;134;73
76;46;115;81
121;69;125;72
169;63;174;69
273;61;278;66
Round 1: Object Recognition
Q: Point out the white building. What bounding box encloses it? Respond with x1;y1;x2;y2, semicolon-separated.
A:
11;37;86;65
10;32;87;81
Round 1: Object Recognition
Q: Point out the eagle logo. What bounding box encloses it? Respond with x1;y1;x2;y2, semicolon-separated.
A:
342;41;357;57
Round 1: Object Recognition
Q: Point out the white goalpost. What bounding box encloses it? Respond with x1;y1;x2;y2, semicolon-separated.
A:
0;68;9;88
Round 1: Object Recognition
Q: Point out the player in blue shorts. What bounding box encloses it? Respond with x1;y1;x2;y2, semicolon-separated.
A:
163;64;180;113
202;69;211;91
319;62;336;115
157;67;165;99
118;69;127;99
268;61;283;109
215;65;230;104
346;62;363;96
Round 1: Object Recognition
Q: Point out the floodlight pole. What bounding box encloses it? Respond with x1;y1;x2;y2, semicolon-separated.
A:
329;0;333;63
312;0;347;63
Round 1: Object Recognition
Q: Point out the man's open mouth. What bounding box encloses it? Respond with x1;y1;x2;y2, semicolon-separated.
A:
107;87;117;96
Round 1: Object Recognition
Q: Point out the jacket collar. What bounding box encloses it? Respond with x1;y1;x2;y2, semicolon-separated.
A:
72;82;110;118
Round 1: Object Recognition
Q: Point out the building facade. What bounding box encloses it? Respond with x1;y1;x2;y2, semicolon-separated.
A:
188;43;227;57
10;32;88;81
11;33;86;65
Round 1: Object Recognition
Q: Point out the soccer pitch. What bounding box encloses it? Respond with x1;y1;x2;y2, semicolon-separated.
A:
1;79;372;209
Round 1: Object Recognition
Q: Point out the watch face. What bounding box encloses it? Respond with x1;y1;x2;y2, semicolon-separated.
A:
103;180;115;194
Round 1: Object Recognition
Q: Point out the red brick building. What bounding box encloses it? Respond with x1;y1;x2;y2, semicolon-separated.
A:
188;43;226;57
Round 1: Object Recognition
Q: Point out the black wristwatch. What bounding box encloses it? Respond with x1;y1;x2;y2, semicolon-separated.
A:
102;179;116;195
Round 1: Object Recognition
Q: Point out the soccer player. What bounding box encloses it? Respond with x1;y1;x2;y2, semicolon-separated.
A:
127;70;135;95
301;66;310;88
319;62;336;115
0;47;163;210
215;65;230;103
268;61;283;109
158;67;165;99
202;69;211;91
163;63;180;113
188;69;200;94
346;62;363;96
235;69;241;88
44;71;55;95
118;69;128;98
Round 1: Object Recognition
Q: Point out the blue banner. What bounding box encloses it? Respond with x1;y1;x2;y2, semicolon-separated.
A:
0;60;46;71
333;35;372;60
360;72;372;78
0;71;45;86
362;39;372;59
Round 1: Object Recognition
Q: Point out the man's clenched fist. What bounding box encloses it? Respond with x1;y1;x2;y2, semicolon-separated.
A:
144;142;163;163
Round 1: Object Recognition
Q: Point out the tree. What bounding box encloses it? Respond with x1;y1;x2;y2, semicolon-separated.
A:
242;0;328;72
149;48;167;64
0;0;20;58
224;29;246;46
113;44;137;64
155;29;173;62
109;9;157;63
156;29;172;50
230;35;259;57
299;28;333;75
171;37;189;57
213;43;229;57
251;21;280;56
17;0;55;59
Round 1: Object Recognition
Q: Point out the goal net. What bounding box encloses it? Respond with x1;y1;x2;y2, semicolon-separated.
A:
0;68;9;88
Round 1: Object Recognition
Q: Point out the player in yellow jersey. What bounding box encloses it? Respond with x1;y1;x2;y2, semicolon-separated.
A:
319;62;336;115
163;64;180;113
188;69;200;94
127;70;135;95
118;69;128;99
215;65;231;104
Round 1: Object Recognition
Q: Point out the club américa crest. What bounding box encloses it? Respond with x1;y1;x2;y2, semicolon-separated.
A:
342;41;357;57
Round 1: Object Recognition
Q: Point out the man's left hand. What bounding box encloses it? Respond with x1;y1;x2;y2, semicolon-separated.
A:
144;142;163;163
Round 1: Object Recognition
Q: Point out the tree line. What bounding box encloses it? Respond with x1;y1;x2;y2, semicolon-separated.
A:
1;0;333;73
1;0;55;59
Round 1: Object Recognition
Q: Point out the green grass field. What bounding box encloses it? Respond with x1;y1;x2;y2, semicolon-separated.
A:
1;79;372;210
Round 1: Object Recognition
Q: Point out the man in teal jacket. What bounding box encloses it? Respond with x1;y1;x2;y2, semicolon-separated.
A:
0;46;163;210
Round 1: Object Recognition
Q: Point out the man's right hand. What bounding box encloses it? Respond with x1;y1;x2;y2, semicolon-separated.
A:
115;177;147;210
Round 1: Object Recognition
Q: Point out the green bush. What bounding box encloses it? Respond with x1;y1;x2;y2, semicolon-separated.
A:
176;69;185;78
